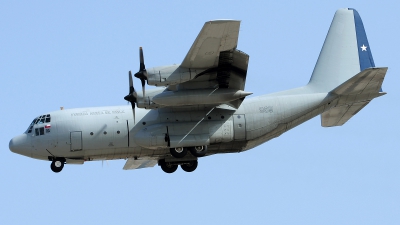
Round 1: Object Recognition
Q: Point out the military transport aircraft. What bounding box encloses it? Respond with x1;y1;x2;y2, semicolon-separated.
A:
9;8;387;173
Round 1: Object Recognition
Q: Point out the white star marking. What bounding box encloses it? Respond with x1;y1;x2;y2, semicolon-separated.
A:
360;44;368;51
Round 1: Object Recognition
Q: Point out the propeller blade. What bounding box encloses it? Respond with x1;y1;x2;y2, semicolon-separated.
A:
139;47;145;71
124;71;137;124
134;47;147;98
129;70;133;93
140;78;146;97
130;101;135;124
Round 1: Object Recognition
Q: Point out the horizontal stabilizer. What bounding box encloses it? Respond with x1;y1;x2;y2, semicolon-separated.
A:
322;101;369;127
332;67;387;95
321;67;387;127
123;158;157;170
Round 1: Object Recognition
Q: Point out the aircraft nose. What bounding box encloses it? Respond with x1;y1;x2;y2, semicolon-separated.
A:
9;134;31;157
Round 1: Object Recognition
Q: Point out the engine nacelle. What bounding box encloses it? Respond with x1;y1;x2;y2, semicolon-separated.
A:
147;65;206;87
135;88;165;109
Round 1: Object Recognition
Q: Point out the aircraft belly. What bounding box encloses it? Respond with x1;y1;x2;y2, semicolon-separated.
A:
132;119;236;149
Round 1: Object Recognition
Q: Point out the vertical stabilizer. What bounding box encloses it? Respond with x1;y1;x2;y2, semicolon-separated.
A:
309;8;375;92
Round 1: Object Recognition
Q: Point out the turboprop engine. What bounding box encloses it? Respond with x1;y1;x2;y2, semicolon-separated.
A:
146;65;207;87
152;89;252;107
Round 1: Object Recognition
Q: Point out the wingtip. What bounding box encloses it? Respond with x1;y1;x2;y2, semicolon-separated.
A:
207;19;241;23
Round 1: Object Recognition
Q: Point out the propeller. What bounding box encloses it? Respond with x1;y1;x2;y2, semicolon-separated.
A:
134;47;148;98
124;71;138;123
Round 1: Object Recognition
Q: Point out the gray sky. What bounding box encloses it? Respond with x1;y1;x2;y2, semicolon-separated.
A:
1;0;399;224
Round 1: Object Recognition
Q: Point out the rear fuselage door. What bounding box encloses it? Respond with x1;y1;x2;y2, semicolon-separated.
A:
233;114;246;140
70;131;82;151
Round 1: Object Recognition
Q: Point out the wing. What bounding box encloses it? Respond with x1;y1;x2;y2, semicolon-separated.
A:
166;49;250;109
123;158;157;170
138;20;250;110
166;20;250;109
181;20;241;69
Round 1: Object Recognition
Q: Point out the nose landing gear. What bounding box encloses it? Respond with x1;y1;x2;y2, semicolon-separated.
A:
50;158;65;173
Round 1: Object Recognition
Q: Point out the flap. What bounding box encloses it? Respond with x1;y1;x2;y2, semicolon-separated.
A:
181;20;240;69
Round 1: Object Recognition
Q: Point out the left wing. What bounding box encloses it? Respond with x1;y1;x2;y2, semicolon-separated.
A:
134;20;250;110
166;20;250;109
123;158;157;170
181;20;240;69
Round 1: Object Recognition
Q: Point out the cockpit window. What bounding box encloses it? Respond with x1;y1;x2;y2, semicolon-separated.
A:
34;114;51;124
26;114;51;134
26;119;35;133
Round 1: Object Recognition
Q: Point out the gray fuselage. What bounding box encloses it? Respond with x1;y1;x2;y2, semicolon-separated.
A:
10;85;335;163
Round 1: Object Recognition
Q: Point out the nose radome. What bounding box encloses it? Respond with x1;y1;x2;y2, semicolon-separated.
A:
9;134;30;156
9;137;18;153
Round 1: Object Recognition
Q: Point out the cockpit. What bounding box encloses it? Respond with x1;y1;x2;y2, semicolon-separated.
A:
25;114;51;135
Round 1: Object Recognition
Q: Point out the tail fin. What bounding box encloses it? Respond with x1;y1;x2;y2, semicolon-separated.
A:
308;8;376;92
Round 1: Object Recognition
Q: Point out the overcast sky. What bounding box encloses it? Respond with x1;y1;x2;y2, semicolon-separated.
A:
1;1;399;224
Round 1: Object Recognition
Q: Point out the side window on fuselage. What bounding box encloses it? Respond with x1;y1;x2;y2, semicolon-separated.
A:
34;127;45;136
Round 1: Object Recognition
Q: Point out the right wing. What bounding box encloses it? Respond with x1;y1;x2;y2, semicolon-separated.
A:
167;20;249;109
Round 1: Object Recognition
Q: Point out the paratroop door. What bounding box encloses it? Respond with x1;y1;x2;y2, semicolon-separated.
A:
233;114;246;140
70;131;82;151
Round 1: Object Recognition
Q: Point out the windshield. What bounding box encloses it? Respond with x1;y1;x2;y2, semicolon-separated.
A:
25;114;51;133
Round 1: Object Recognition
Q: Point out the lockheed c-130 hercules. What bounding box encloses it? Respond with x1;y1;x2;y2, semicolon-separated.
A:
9;8;387;173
